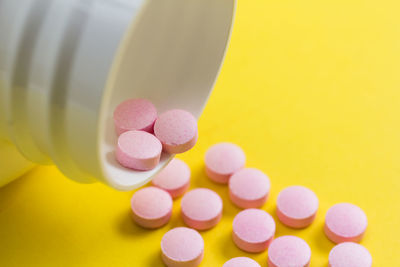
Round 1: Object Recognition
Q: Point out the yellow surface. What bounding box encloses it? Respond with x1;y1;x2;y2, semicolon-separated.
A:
1;1;400;266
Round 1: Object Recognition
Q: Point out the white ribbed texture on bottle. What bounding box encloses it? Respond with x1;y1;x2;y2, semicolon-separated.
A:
0;0;236;190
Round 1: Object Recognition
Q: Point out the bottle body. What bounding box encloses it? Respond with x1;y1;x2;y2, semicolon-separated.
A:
0;0;236;190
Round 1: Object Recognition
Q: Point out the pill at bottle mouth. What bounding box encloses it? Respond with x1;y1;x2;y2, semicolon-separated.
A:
116;130;162;171
205;142;246;184
161;227;204;267
151;158;190;199
229;168;270;209
328;242;372;267
267;235;311;267
223;257;261;267
276;185;319;228
113;98;157;135
232;208;275;253
324;203;367;244
181;188;223;230
130;186;172;229
154;109;198;154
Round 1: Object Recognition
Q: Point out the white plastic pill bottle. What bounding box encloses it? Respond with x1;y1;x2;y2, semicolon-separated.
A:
0;0;236;190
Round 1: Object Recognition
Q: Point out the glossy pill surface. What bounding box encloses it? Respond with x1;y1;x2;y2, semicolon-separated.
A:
152;158;190;199
154;109;198;154
223;257;260;267
205;142;245;184
232;209;275;253
324;203;367;244
181;188;223;230
161;227;204;267
276;185;318;228
329;242;372;267
229;168;270;209
113;98;157;135
268;235;311;267
116;130;162;171
130;186;172;229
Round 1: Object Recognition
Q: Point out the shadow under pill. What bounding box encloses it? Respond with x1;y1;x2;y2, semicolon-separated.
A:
146;250;165;267
0;167;36;208
189;164;219;188
270;206;310;238
168;213;186;230
313;222;334;252
220;230;250;259
115;209;156;238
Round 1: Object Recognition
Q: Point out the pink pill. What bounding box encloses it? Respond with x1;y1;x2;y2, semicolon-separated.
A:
324;203;367;244
161;227;204;267
116;130;162;171
223;257;261;267
276;185;319;228
329;242;372;267
130;186;172;229
232;209;275;253
205;142;246;184
151;158;190;199
268;235;311;267
181;188;223;230
113;98;157;135
154;109;198;154
229;168;270;209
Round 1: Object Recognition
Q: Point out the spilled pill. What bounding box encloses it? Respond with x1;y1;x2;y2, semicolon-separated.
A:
116;130;162;171
205;142;246;184
130;186;172;229
223;257;261;267
328;242;372;267
229;168;270;209
113;98;157;135
161;227;204;267
324;203;367;244
232;209;275;253
268;235;311;267
181;188;223;230
151;158;190;199
154;109;198;154
276;185;318;228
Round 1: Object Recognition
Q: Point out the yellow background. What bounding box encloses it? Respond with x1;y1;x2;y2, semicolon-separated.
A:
1;0;400;266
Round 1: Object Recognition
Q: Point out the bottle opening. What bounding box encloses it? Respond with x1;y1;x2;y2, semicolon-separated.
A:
98;0;236;190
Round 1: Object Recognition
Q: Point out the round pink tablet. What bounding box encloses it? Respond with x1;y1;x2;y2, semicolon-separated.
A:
113;98;157;135
154;109;198;154
268;235;311;267
229;168;270;209
276;185;319;228
116;130;162;171
329;242;372;267
151;158;190;199
161;227;204;267
324;203;367;244
232;209;275;253
130;186;172;229
223;257;261;267
205;142;246;184
181;188;223;230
